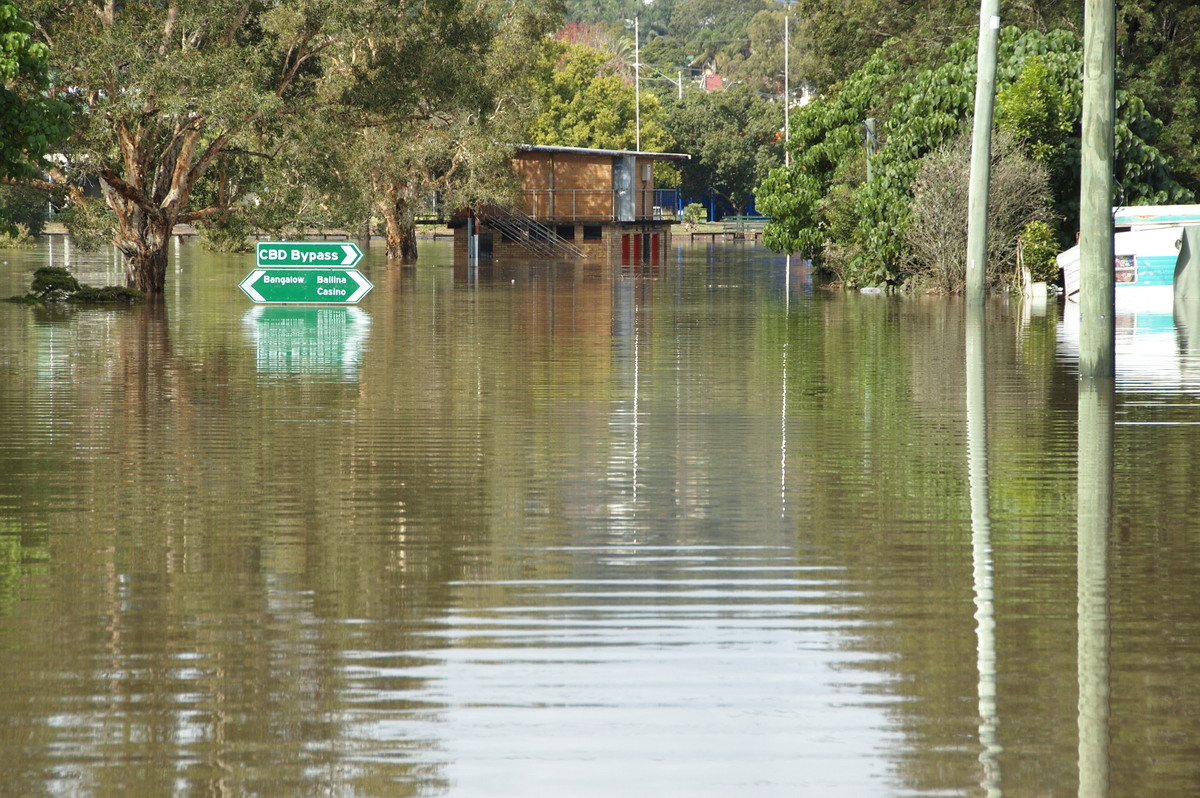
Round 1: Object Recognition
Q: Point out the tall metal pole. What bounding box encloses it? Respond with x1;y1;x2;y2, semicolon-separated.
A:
966;0;1000;304
784;9;790;167
634;16;641;152
1079;0;1116;378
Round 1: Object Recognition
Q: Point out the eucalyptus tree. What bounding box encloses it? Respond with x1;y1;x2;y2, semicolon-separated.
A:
27;0;348;294
328;0;562;262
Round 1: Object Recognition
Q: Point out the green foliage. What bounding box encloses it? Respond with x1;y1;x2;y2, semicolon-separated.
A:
0;1;70;175
1019;220;1060;285
757;27;1194;288
29;266;78;297
54;197;114;252
0;1;70;235
0;184;50;238
528;41;673;152
196;215;253;253
791;0;1080;94
996;57;1069;162
1117;0;1200;196
681;202;705;228
664;84;783;215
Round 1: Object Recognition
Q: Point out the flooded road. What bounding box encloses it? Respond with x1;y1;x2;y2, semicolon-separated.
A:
2;237;1200;796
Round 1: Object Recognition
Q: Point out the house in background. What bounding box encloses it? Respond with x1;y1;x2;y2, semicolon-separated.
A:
452;144;690;266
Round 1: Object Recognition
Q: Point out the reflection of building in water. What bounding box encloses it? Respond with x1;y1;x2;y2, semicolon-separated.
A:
1058;301;1200;386
242;306;371;381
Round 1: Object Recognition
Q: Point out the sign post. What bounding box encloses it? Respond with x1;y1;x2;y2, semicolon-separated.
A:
241;241;372;304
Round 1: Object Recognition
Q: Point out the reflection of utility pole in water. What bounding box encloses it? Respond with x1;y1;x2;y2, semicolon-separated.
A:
1077;380;1112;798
611;273;648;532
780;274;790;518
966;305;1002;796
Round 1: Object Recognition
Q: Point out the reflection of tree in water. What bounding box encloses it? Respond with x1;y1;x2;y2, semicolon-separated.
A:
0;298;453;796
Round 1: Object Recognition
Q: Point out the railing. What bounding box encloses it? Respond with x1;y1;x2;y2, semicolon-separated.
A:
721;215;770;237
521;189;679;222
479;204;586;259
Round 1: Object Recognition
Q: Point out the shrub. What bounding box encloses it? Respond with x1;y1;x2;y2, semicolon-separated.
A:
1018;220;1061;285
902;130;1052;293
681;202;706;229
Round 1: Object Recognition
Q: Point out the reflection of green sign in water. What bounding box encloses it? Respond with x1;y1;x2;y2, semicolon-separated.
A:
242;306;371;380
240;267;373;304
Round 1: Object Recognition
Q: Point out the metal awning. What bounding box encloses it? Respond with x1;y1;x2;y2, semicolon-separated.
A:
515;144;690;161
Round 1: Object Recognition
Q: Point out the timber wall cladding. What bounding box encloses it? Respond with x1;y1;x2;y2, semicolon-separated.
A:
514;152;615;220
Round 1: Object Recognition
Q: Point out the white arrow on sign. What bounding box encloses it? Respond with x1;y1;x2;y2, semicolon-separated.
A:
239;269;267;302
347;269;373;302
340;244;359;265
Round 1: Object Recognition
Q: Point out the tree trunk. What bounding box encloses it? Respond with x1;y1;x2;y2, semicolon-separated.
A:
381;196;418;263
102;177;175;294
124;241;171;294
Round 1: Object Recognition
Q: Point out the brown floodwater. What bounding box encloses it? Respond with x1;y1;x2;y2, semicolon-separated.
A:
1;236;1199;796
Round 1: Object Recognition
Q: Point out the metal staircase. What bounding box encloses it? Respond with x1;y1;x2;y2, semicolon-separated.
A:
482;204;586;260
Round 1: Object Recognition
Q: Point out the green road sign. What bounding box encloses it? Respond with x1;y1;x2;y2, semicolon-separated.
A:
239;268;373;304
256;240;363;267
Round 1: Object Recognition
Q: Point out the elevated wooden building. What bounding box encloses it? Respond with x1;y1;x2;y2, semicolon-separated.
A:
453;145;690;266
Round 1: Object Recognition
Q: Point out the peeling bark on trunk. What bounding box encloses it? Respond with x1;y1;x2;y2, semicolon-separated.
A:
381;196;418;264
356;220;371;252
101;176;176;294
122;234;171;294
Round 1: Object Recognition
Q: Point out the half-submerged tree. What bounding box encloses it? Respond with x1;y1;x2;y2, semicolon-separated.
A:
331;0;561;263
28;0;345;294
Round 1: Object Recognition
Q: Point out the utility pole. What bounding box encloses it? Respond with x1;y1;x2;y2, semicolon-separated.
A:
965;0;1000;304
1078;0;1116;378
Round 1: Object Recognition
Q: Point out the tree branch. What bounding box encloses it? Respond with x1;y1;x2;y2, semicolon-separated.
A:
178;205;237;224
99;168;158;216
224;2;252;46
161;0;178;55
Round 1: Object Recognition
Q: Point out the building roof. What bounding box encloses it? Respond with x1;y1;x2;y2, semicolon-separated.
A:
516;144;690;161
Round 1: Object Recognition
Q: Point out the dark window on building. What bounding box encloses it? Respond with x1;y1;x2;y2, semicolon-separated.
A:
582;225;603;241
556;225;576;241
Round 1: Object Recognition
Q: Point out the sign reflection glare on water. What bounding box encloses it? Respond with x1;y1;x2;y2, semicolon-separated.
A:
242;305;371;382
